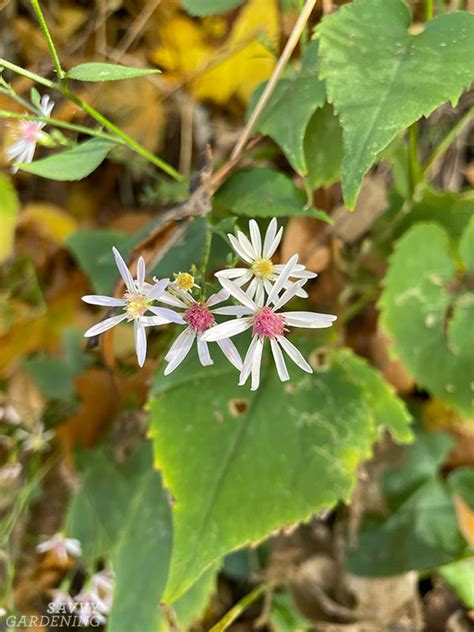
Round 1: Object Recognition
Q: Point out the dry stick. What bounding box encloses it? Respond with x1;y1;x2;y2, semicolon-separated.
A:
230;0;318;161
112;0;162;61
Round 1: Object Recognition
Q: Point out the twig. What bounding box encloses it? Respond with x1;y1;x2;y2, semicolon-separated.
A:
209;584;266;632
230;0;318;160
113;0;162;61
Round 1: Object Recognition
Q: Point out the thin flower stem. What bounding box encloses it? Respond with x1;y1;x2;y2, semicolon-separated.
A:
424;0;433;20
30;0;65;80
199;221;214;298
0;58;55;89
422;107;474;176
209;584;267;632
231;0;318;160
0;60;183;181
0;110;123;144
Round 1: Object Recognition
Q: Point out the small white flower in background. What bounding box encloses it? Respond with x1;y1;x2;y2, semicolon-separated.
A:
73;591;107;627
48;589;76;613
202;256;337;391
82;247;184;366
6;95;54;173
91;569;115;612
17;422;54;453
0;607;6;617
217;218;316;305
36;533;82;564
153;285;244;375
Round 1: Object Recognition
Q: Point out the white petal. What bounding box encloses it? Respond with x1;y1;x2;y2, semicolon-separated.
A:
215;268;249;280
251;337;264;391
249;219;262;259
134;321;147;367
262;218;277;258
233;270;254;287
254;280;265;308
282;311;337;328
164;329;195;375
212;306;253;316
270;338;289;382
218;277;257;311
82;295;126;307
236;230;258;261
137;257;146;292
197;338;213;366
64;539;82;557
267;254;299;306
165;327;192;361
40;94;54;118
228;233;253;264
157;291;187;308
272;280;306;311
201;317;252;342
147;278;170;301
207;287;230;307
148;306;185;324
264;223;283;259
141;315;170;327
112;247;135;292
216;338;243;370
239;336;259;386
84;313;127;337
263;278;274;296
246;277;258;300
277;336;313;373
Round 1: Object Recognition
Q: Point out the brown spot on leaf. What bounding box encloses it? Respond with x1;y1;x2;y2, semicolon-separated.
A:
228;399;249;417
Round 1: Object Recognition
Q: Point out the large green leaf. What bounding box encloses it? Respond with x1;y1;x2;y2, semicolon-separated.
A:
182;0;244;15
213;168;331;222
18;138;115;181
148;346;411;602
0;173;19;263
249;42;326;175
379;221;474;416
317;0;474;208
440;559;474;608
67;63;160;82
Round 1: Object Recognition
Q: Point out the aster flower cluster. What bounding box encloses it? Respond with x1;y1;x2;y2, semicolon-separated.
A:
82;219;336;390
36;533;114;627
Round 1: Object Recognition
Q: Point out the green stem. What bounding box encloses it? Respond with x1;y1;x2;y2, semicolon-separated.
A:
30;0;65;80
199;221;213;298
0;59;183;181
64;88;183;180
408;123;420;196
421;107;474;176
0;110;123;144
424;0;433;20
209;584;266;632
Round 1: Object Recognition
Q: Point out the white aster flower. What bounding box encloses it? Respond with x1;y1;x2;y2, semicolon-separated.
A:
36;533;82;564
202;255;337;391
17;422;54;453
152;285;244;375
6;95;54;173
82;247;184;366
217;218;316;305
73;591;107;626
91;569;115;613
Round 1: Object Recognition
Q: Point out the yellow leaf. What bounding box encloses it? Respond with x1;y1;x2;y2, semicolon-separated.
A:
151;0;279;104
0;173;19;263
19;203;78;244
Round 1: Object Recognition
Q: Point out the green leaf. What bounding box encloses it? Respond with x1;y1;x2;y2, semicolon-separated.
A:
108;468;172;632
148;346;411;601
66;229;129;294
270;591;312;632
391;187;474;241
163;565;218;631
459;213;474;271
440;559;474;608
18;138;115;181
66;63;161;82
249;42;326;175
379;222;474;416
348;478;467;576
213;168;332;221
317;0;474;208
304;103;344;191
448;467;474;510
181;0;244;15
0;173;19;263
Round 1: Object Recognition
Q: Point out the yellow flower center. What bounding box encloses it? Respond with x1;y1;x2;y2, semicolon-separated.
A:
251;258;273;279
175;272;195;291
124;292;149;320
